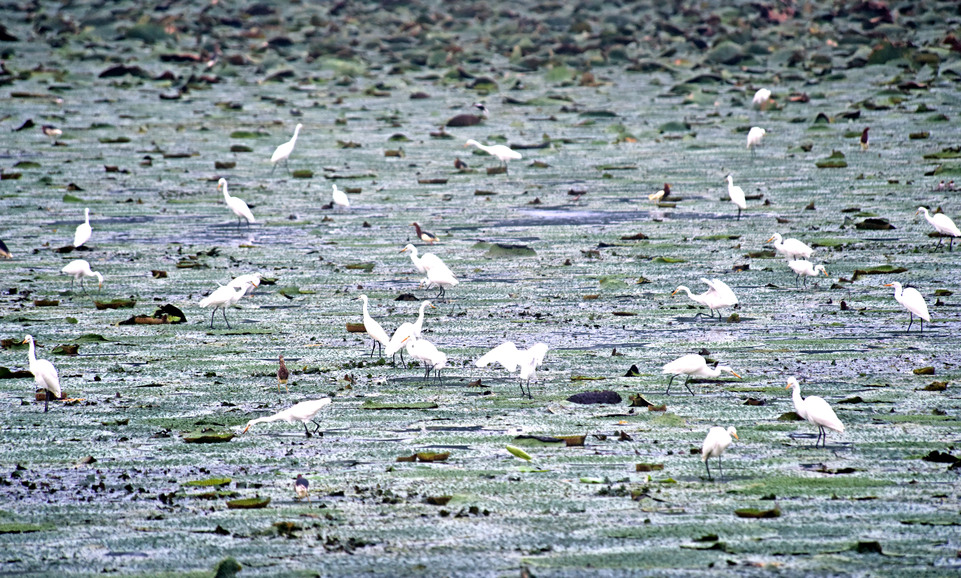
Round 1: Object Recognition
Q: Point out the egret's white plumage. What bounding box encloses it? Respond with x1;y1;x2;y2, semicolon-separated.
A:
358;295;390;357
747;126;766;152
22;335;61;412
73;208;92;248
217;178;255;226
61;259;103;292
400;244;447;275
752;88;771;109
701;426;738;480
228;273;262;296
465;139;522;171
725;174;746;220
332;184;350;210
385;301;435;360
672;278;738;319
242;398;331;438
786;377;844;448
404;336;447;381
661;354;741;395
199;282;251;328
788;260;827;288
884;281;931;332
420;265;459;298
767;233;813;261
475;341;548;398
270;123;302;174
916;207;961;251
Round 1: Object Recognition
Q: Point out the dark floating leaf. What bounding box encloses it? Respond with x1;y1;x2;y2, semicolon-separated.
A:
225;497;270;509
778;411;804;422
624;364;640;377
855;218;895;230
567;390;622;405
636;463;664;472
912;366;935;375
921;382;947;392
33;299;59;307
425;496;452;506
854;540;883;554
734;506;780;519
485;244;536;258
52;344;79;355
512;435;564;447
346;322;366;333
94;298;136;310
921;450;959;465
629;393;654;407
183;429;234;444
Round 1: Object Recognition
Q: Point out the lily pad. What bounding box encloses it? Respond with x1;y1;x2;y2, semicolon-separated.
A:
225;497;270;510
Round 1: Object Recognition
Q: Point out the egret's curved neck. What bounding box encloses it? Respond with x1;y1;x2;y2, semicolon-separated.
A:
221;183;230;201
676;286;693;298
892;284;903;299
27;340;36;364
361;298;369;318
84;209;90;224
291;126;301;142
791;384;803;407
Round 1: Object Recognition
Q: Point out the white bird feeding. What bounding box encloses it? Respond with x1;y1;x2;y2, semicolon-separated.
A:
747;126;766;155
217;178;255;227
403;336;448;382
788;260;827;288
199;281;251;328
767;233;813;261
916;207;961;251
73;208;92;248
228;272;262;296
751;88;771;109
22;335;61;412
385;301;435;363
475;341;548;399
332;184;350;210
672;278;738;320
884;281;931;333
786;377;844;448
725;174;746;220
661;354;741;395
270;123;302;175
701;426;738;481
61;259;103;293
357;295;390;358
400;244;446;275
420;265;459;298
464;139;522;172
242;398;331;438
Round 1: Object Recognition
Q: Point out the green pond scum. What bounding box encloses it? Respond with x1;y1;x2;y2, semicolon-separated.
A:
1;0;960;575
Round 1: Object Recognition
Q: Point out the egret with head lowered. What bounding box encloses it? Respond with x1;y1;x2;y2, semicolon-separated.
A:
672;278;738;320
465;139;522;173
916;207;960;251
475;341;548;399
788;260;827;288
61;259;103;293
701;426;738;481
662;354;741;395
767;233;813;261
242;398;331;438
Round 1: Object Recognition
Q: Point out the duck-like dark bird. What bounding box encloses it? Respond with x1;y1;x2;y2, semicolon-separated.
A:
445;103;488;127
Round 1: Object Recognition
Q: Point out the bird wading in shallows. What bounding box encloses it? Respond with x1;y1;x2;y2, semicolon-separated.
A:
747;126;766;157
242;398;332;438
385;300;435;365
270;123;302;175
475;342;548;399
701;426;738;481
411;222;438;244
199;281;252;329
725;174;746;221
295;475;310;504
277;354;289;393
464;139;522;173
62;259;103;293
671;278;738;320
752;88;771;110
767;233;813;261
22;335;61;412
357;295;390;358
788;260;827;288
402;335;448;383
884;282;931;333
217;178;255;228
916;207;960;252
73;208;92;248
332;184;350;210
662;354;741;396
785;377;844;449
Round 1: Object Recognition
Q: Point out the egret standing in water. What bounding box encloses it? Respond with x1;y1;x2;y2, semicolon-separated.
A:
916;207;960;251
672;278;738;320
73;208;92;248
884;282;931;333
242;398;331;438
747;127;766;157
662;354;741;395
332;184;350;210
402;335;448;382
420;266;459;299
767;233;813;261
752;88;771;110
788;260;827;288
357;295;390;358
22;335;61;412
701;426;738;481
785;377;844;448
199;281;252;328
270;123;302;175
385;300;435;363
725;174;746;220
465;139;522;173
61;259;103;293
400;244;445;275
217;178;255;227
475;341;548;399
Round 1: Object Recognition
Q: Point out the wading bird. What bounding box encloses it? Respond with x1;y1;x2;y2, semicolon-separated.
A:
785;377;844;448
277;354;289;393
242;398;332;438
788;260;827;288
916;207;960;251
228;273;262;296
752;88;771;110
884;281;931;333
420;265;459;299
400;244;446;275
385;301;435;364
295;475;310;503
465;139;522;172
332;184;350;210
672;278;738;320
403;336;447;382
747;126;766;156
199;281;251;328
411;222;438;244
61;259;103;293
73;208;92;248
217;178;255;227
648;183;671;203
701;426;738;481
270;123;302;175
767;233;813;261
662;354;741;395
357;295;390;358
860;127;870;151
475;341;548;399
725;174;746;220
22;335;61;412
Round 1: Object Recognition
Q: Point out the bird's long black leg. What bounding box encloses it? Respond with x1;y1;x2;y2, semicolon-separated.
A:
312;420;322;435
210;308;216;328
400;349;405;365
920;318;923;333
684;376;695;396
737;207;741;221
950;237;954;252
935;236;943;251
80;278;87;293
704;459;712;480
222;307;231;329
907;313;914;333
303;423;312;438
518;380;526;398
44;389;49;413
284;159;290;176
666;375;676;395
718;456;723;481
270;163;276;176
368;341;375;358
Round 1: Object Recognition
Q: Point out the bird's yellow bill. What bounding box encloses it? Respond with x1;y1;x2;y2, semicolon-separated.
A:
883;283;894;288
822;269;828;276
670;289;680;296
732;432;739;440
784;382;793;389
731;371;742;378
399;247;409;253
242;425;251;434
21;338;28;344
766;236;776;243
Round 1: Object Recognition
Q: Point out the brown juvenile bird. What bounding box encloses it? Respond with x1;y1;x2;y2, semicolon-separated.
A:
648;183;671;202
411;222;438;244
277;354;289;393
294;474;309;504
860;127;870;151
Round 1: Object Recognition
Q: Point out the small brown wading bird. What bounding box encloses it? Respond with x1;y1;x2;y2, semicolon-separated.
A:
648;183;670;203
295;475;310;504
860;127;870;151
277;354;289;393
411;222;438;244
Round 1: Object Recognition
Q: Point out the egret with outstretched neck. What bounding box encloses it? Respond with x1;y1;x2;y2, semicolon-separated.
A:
271;123;302;175
884;282;930;332
725;175;746;220
786;377;844;448
217;179;255;227
662;354;741;395
73;208;92;248
199;281;251;328
385;301;435;363
22;335;61;412
242;398;331;438
61;259;103;293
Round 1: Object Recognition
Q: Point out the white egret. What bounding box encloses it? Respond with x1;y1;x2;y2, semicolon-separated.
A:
332;184;350;210
217;178;255;227
242;398;331;438
465;139;522;172
786;377;844;448
788;260;827;288
61;259;103;293
73;208;92;248
672;278;738;320
916;207;960;251
411;222;438;244
22;335;61;412
277;354;289;394
725;174;746;220
228;272;262;296
860;127;870;151
701;426;738;481
385;301;435;363
357;295;390;358
295;474;310;503
884;282;931;333
475;341;548;399
400;244;446;275
767;233;813;261
199;282;251;328
747;127;766;156
420;265;459;298
446;103;488;127
662;354;741;395
403;336;447;381
270;123;302;175
752;88;771;109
